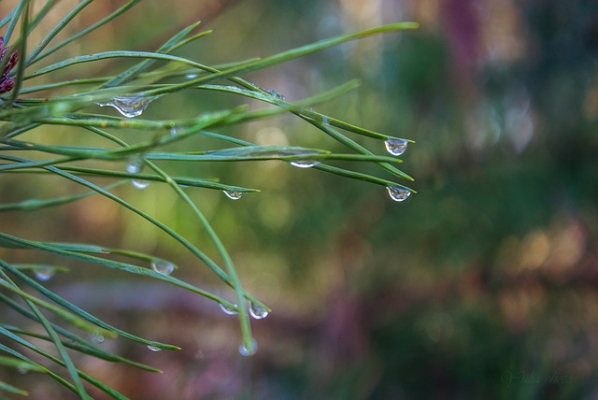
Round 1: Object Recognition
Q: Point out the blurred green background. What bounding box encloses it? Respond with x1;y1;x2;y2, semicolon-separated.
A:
2;0;598;398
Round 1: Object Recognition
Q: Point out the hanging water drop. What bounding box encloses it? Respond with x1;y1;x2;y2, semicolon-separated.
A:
126;155;150;189
126;155;144;174
90;331;105;344
131;179;150;189
170;127;181;137
151;260;174;276
239;338;258;357
385;138;408;156
249;302;269;320
223;190;244;200
386;185;411;202
34;268;54;281
290;160;320;168
147;345;161;352
219;303;238;315
97;95;159;118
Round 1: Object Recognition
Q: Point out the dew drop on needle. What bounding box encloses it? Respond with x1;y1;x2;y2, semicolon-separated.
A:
151;260;174;276
290;160;320;168
97;95;160;118
131;179;150;189
249;302;269;320
126;155;144;174
34;268;54;281
386;185;411;202
219;303;238;315
223;190;244;200
239;339;258;357
385;138;408;156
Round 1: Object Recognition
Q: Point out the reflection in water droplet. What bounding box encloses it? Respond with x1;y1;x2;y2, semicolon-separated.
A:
219;303;238;315
239;338;258;357
97;95;159;118
386;186;411;202
249;303;268;320
131;179;150;189
151;260;174;276
290;160;320;168
35;269;54;281
90;331;105;344
385;138;408;156
223;190;244;200
147;345;161;352
126;155;144;174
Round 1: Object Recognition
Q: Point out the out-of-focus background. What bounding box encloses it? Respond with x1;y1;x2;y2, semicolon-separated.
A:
2;0;598;398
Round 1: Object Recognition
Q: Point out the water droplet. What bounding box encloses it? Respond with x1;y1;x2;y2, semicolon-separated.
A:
385;138;408;156
170;127;181;137
126;155;150;189
386;186;411;202
151;260;174;276
265;89;286;100
223;190;244;200
290;160;320;168
239;338;258;357
219;303;238;315
126;155;144;174
90;331;105;344
249;303;268;320
34;268;54;281
147;345;161;352
131;179;150;189
186;73;199;79
17;367;28;375
97;95;159;118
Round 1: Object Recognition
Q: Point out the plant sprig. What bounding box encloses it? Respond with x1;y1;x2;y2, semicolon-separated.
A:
0;1;417;397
